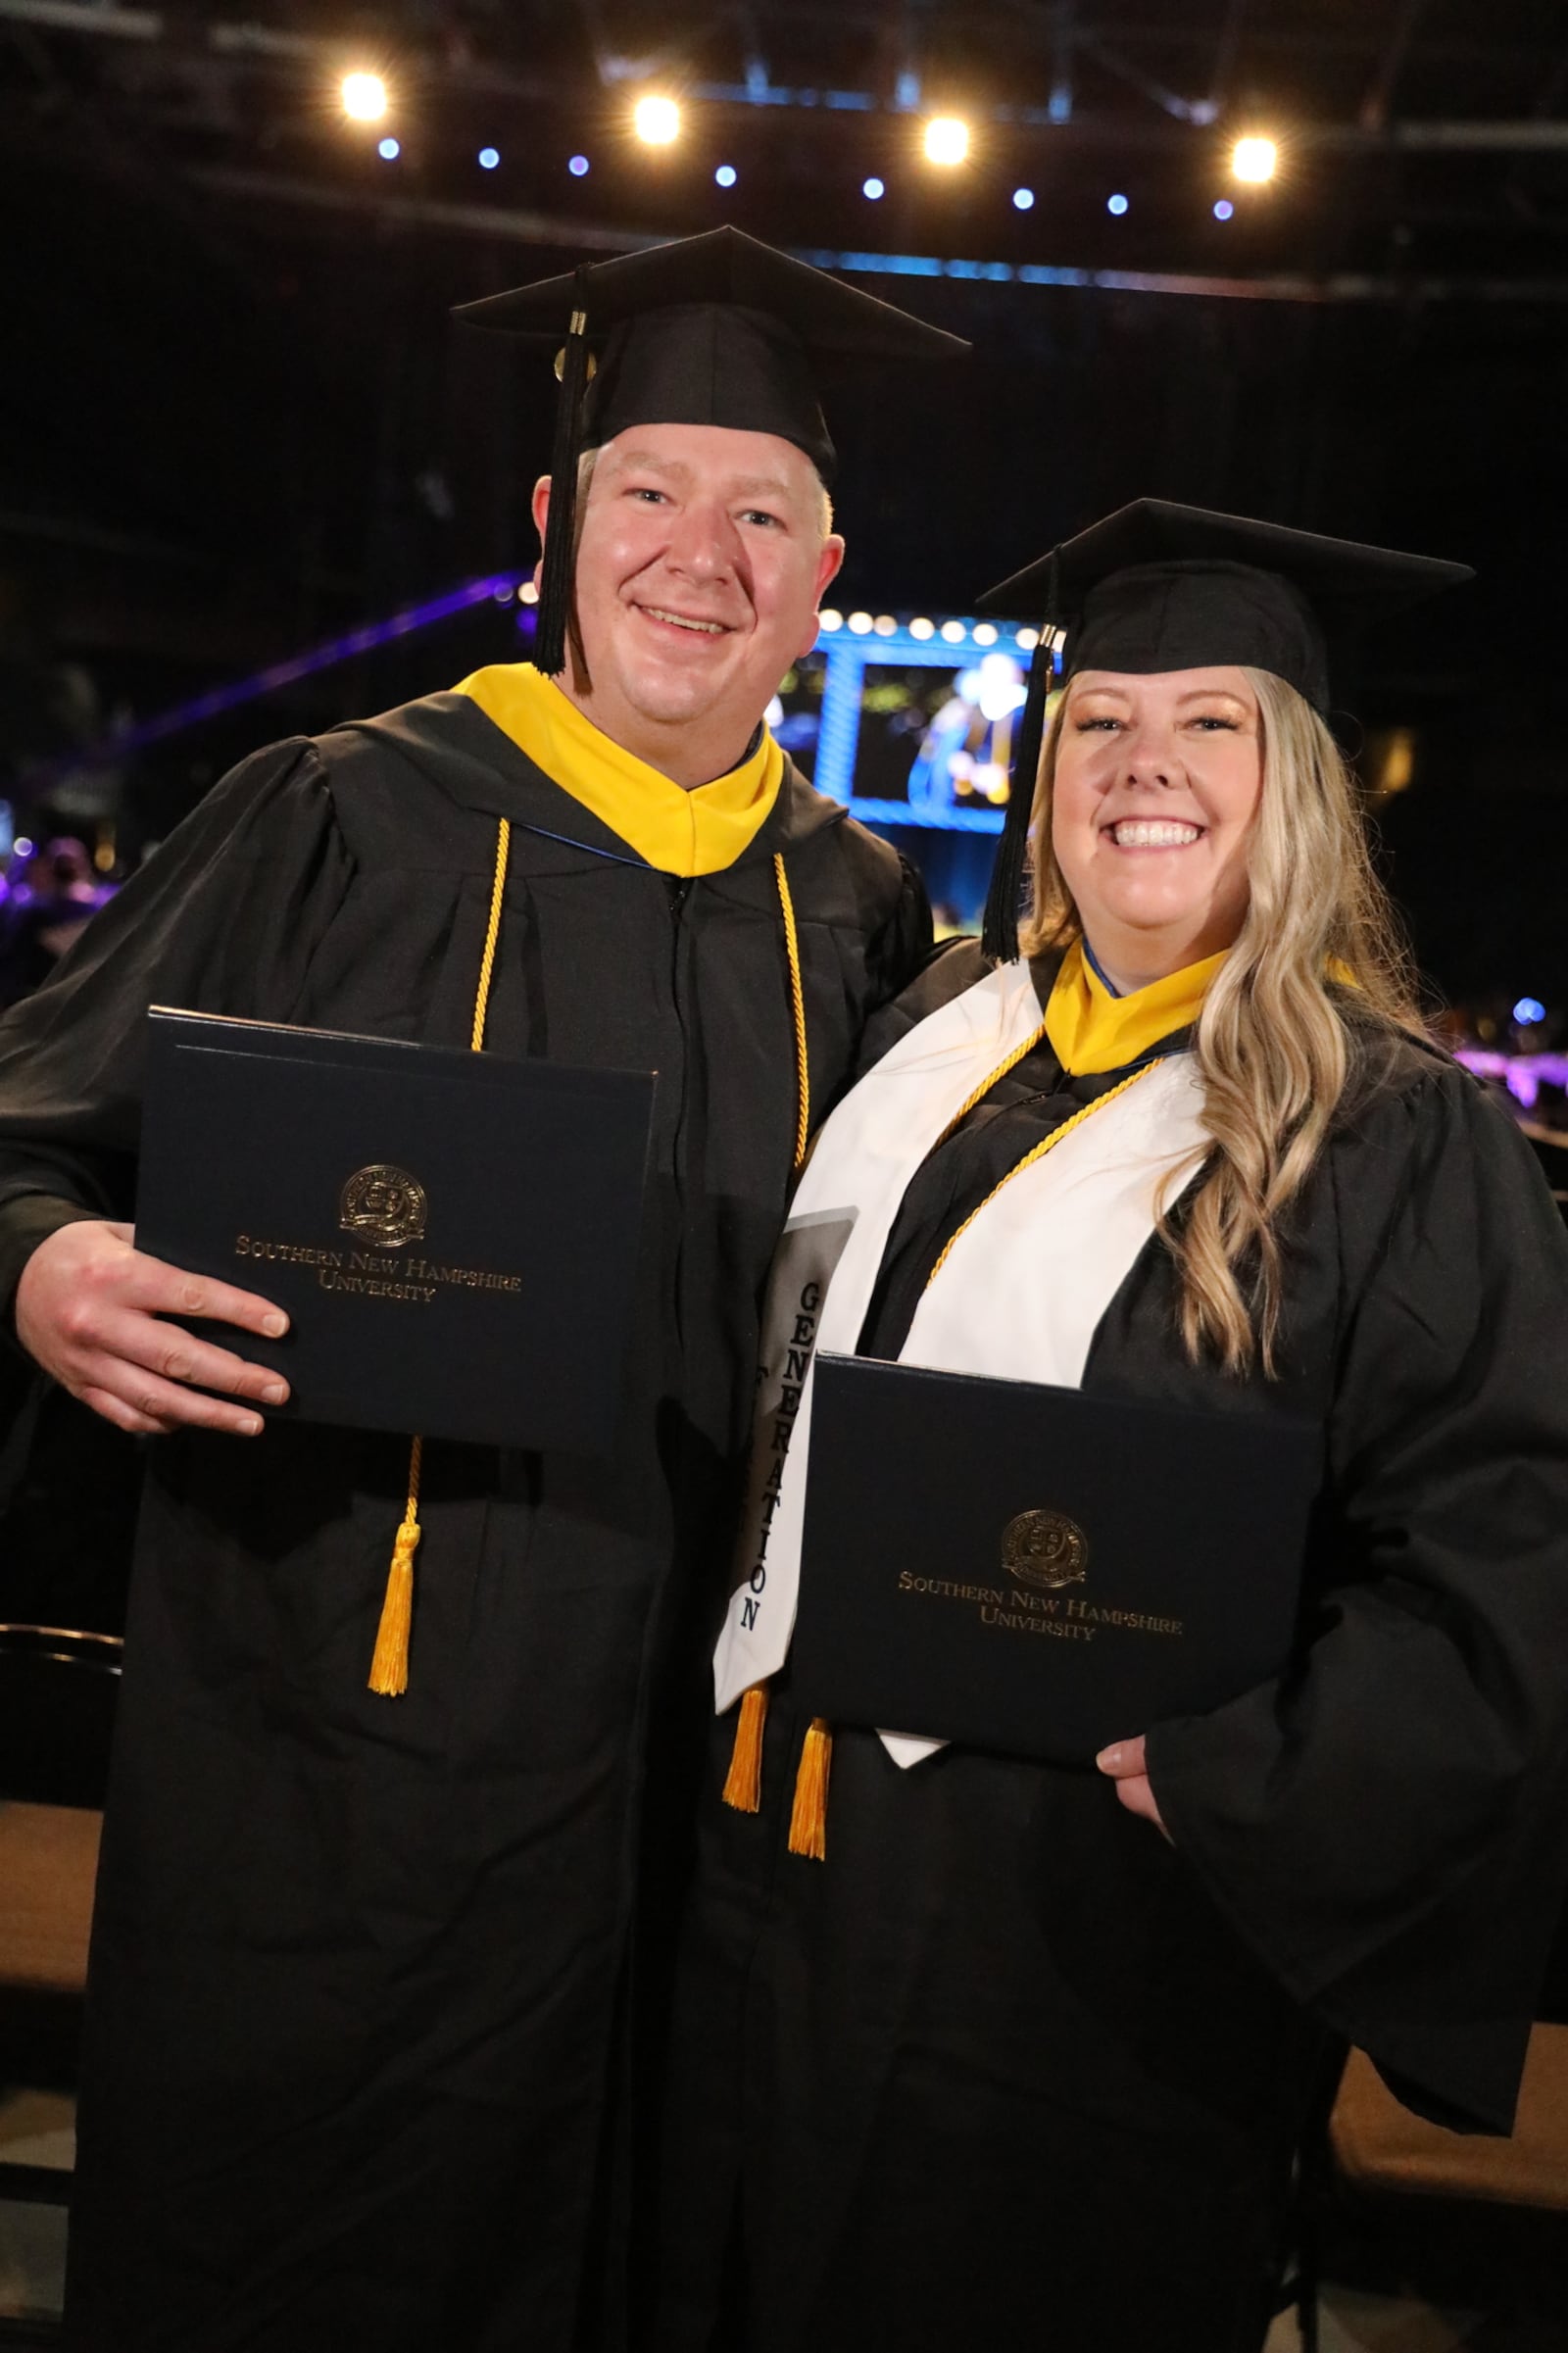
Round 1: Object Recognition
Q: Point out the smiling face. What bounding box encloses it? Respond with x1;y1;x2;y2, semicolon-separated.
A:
1049;664;1265;991
531;421;844;788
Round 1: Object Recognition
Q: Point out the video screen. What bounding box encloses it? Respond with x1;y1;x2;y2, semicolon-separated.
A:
766;643;1030;812
854;654;1027;813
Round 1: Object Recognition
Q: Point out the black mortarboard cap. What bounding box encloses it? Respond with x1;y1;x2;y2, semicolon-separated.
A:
974;499;1473;961
456;227;967;674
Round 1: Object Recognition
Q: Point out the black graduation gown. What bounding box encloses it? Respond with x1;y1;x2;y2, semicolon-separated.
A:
0;689;931;2353
652;943;1568;2353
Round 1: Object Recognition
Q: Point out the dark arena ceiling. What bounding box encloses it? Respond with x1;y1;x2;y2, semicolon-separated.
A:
7;0;1568;996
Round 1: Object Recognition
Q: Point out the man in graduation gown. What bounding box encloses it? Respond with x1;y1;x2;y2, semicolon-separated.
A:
0;230;959;2352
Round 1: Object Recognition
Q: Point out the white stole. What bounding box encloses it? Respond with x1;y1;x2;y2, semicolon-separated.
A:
712;961;1211;1764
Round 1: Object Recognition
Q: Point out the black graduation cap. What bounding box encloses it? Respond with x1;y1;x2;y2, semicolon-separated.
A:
455;227;967;675
974;499;1474;962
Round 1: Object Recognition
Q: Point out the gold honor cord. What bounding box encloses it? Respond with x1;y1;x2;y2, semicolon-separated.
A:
922;1057;1164;1290
784;1053;1166;1861
932;1020;1050;1155
772;852;810;1176
368;817;514;1697
721;854;811;1815
372;829;808;1702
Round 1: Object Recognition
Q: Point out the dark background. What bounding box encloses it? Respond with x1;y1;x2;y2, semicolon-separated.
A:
6;0;1568;1010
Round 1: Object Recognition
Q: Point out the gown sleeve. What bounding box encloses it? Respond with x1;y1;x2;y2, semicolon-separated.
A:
1146;1063;1568;2133
0;740;353;1309
861;853;936;1014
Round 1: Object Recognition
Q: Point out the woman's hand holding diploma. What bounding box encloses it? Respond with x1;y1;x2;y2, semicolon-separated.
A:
1097;1733;1170;1840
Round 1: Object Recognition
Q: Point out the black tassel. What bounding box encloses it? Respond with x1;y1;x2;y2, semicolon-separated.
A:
534;267;593;679
981;630;1054;965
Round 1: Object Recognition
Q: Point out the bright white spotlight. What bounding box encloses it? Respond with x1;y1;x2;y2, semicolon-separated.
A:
1231;136;1277;184
478;147;500;171
862;175;885;201
939;619;967;644
847;612;873;635
634;94;681;146
1012;187;1035;212
909;616;934;640
341;73;388;123
1015;626;1040;652
714;164;737;188
818;610;844;633
1107;192;1129;217
923;116;969;167
1213;197;1235;221
377;136;400;161
972;621;998;645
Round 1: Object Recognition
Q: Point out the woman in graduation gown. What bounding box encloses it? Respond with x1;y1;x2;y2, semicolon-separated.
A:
652;504;1568;2353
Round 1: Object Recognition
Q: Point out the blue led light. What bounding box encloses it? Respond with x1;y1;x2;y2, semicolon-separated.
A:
1514;997;1547;1026
377;136;400;161
715;164;737;188
1213;197;1234;221
1107;192;1129;216
862;175;885;200
568;153;590;176
1012;187;1035;212
478;146;500;171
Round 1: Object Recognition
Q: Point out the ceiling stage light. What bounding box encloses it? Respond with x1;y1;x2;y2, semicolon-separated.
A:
940;619;967;644
972;622;998;645
377;136;400;161
715;164;737;188
340;73;388;123
1515;997;1547;1026
1213;198;1235;221
909;616;934;640
1107;192;1129;217
478;147;500;171
923;117;969;168
862;175;885;200
1231;136;1278;184
1016;627;1039;652
1012;187;1035;212
568;154;590;176
634;95;681;146
847;612;873;635
818;610;844;633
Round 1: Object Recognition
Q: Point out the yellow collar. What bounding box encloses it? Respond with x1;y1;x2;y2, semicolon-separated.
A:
456;662;784;879
1043;938;1227;1076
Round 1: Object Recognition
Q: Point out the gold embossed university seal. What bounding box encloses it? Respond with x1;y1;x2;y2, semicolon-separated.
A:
338;1164;428;1249
1002;1508;1089;1592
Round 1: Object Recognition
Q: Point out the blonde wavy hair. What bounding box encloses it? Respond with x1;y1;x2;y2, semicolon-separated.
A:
1020;666;1424;1375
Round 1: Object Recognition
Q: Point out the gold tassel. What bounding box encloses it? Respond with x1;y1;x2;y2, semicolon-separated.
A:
721;1684;769;1813
786;1718;833;1860
368;1514;421;1696
362;820;512;1702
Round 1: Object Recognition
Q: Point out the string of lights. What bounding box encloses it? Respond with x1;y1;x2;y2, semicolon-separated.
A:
334;68;1283;213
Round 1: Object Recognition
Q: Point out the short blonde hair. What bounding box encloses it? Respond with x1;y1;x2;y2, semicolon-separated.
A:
577;446;833;538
